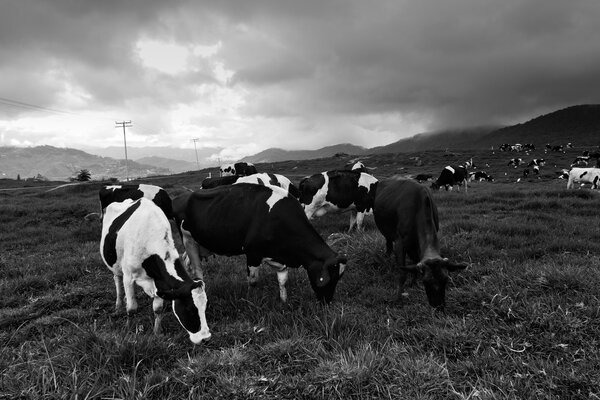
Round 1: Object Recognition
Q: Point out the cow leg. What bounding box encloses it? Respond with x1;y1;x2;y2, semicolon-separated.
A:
190;286;211;343
348;212;357;232
385;238;394;256
113;274;124;312
355;212;365;231
247;266;260;286
181;224;204;280
152;296;165;335
394;242;409;301
264;258;289;302
122;274;138;315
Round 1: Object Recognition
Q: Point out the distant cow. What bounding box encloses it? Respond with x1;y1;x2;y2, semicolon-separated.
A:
235;173;300;198
566;167;600;189
174;184;347;303
414;174;433;183
522;143;535;151
220;162;258;177
522;168;530;178
545;144;565;153
373;179;467;309
528;158;545;167
100;198;210;344
299;170;378;232
556;169;570;179
470;171;494;182
571;156;590;167
98;184;173;219
431;165;468;193
507;158;523;168
351;161;366;172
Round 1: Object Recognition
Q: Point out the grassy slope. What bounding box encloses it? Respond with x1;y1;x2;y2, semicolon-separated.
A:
1;147;600;399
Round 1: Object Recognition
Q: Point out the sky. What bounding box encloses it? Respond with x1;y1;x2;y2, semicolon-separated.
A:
0;0;599;162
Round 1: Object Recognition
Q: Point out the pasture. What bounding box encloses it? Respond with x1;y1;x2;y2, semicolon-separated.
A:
2;148;600;399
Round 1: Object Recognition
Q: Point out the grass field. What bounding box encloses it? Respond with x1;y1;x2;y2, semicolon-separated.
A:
2;148;600;399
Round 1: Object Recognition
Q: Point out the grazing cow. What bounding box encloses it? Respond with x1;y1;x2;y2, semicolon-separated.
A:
414;174;433;183
507;158;523;168
430;165;468;193
235;173;300;198
546;144;565;153
566;167;600;189
533;166;540;175
528;158;545;167
299;170;378;232
201;175;240;189
470;171;494;182
499;143;511;152
174;184;347;303
98;184;173;219
373;179;467;309
100;198;210;344
557;169;570;179
220;164;236;176
351;161;366;172
571;156;590;167
522;143;535;151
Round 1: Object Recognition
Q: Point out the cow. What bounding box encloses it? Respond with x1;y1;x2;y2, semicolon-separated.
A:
100;198;210;344
173;184;347;303
298;170;378;232
528;158;545;167
522;168;530;178
507;158;523;168
351;161;366;172
414;174;433;183
373;179;468;309
499;143;511;152
220;162;258;177
470;171;494;182
566;167;600;189
557;169;570;179
571;156;590;167
201;175;240;189
98;184;173;219
545;144;565;153
235;173;300;198
522;143;535;151
430;165;468;193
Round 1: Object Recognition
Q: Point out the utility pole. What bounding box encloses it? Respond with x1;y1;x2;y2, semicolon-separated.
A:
115;120;132;181
192;138;201;170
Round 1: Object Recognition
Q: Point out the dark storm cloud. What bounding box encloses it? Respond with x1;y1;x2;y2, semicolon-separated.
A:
1;0;599;150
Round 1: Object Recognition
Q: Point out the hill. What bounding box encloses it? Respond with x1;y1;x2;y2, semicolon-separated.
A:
240;143;366;163
83;145;222;167
369;126;501;154
475;104;600;148
0;145;171;181
136;156;198;174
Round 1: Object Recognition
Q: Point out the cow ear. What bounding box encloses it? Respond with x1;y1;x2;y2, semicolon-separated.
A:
157;281;197;300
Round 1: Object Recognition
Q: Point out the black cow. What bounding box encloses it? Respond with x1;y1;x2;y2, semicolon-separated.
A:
201;175;240;189
373;179;467;309
414;174;433;183
430;165;468;193
98;184;173;219
298;170;378;231
174;184;347;303
507;158;523;168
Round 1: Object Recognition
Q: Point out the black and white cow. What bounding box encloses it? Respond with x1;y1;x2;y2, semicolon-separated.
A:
299;170;378;232
566;167;600;189
507;158;523;168
374;179;468;309
235;173;300;198
571;156;590;167
174;184;347;303
100;198;210;344
528;158;545;167
545;144;565;153
470;171;494;182
201;173;299;198
98;184;173;219
220;162;258;177
430;165;468;193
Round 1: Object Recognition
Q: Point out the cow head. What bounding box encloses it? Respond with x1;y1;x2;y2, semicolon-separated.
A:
307;256;347;303
158;279;211;344
400;258;467;309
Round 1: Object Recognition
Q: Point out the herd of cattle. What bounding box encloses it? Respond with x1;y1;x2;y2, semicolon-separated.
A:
97;148;600;344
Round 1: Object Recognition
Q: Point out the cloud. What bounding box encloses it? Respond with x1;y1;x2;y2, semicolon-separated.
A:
1;0;600;159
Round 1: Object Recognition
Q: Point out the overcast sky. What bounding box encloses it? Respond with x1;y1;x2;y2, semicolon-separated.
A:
1;0;599;161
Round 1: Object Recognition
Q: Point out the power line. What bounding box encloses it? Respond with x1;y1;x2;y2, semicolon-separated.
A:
116;121;133;181
0;96;79;116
